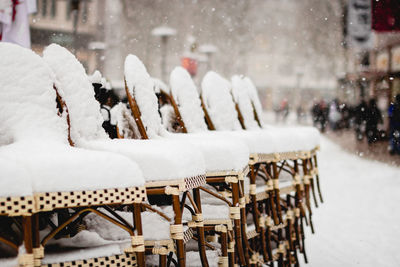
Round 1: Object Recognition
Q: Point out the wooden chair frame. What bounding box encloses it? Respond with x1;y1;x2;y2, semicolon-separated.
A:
124;79;256;266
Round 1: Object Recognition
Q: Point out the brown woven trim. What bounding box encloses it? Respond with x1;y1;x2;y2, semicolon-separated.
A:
40;253;136;267
35;186;146;212
0;195;35;216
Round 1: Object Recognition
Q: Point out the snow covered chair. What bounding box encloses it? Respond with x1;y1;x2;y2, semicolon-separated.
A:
242;75;323;205
42;44;213;267
164;67;308;266
0;42;147;267
122;55;251;266
201;72;316;263
165;67;297;265
232;75;321;239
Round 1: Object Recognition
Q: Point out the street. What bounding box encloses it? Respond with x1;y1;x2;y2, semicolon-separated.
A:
305;137;400;266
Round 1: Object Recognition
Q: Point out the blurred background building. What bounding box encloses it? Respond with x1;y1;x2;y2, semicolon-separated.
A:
24;0;399;115
29;0;105;73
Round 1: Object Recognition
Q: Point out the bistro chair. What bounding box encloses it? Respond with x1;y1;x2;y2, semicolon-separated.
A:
0;43;147;267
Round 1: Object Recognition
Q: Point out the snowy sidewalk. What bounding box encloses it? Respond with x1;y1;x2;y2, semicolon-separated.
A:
304;137;400;266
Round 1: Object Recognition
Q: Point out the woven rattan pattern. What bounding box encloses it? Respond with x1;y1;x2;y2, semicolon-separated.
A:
184;175;206;191
35;187;146;212
0;195;35;216
41;253;137;267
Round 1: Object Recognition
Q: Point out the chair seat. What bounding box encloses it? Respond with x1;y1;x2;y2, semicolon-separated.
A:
164;132;250;173
0;155;32;198
263;125;320;153
0;141;144;194
83;138;206;182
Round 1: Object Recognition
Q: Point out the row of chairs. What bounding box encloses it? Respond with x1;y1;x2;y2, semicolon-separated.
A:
0;42;322;267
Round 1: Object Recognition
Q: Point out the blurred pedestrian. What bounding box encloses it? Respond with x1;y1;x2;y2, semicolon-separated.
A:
313;99;328;132
280;99;289;123
354;99;368;141
388;94;400;155
365;98;382;144
340;102;351;129
328;99;341;131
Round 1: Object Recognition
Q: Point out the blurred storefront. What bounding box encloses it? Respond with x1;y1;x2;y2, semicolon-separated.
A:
29;0;105;73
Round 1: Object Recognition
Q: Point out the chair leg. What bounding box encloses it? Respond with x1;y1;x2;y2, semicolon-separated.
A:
159;254;167;267
310;176;319;208
231;182;246;266
240;206;251;266
133;203;145;267
313;155;324;203
192;188;209;267
227;231;235;267
302;159;314;234
21;216;34;267
219;231;229;267
272;163;283;224
172;194;185;267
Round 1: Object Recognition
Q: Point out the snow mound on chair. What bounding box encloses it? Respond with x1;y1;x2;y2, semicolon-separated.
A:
43;44;108;143
243;76;264;121
124;54;163;138
170;67;208;133
231;75;260;130
201;71;242;131
0;43;68;144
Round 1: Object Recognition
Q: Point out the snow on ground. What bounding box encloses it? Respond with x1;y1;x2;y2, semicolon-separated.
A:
304;136;400;266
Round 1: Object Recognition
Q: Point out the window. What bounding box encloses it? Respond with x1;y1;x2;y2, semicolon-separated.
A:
41;0;47;17
51;0;57;18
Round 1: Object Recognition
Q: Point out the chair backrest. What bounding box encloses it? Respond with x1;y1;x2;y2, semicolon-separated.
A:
124;54;166;139
42;44;109;144
243;76;264;127
231;75;261;130
201;71;242;131
0;43;69;145
169;67;208;133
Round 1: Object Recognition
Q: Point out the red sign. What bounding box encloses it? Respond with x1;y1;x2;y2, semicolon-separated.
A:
181;57;197;76
372;0;400;32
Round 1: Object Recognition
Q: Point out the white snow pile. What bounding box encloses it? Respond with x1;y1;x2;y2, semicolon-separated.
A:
43;44;108;143
0;155;32;197
201;71;242;131
0;43;144;193
170;67;208;133
0;42;68;145
85;138;206;181
42;47;206;181
84;208;171;241
124;54;164;138
244;76;263;119
231;75;260;130
305;137;400;266
151;77;169;94
0;140;144;192
111;103;140;139
88;70;104;86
